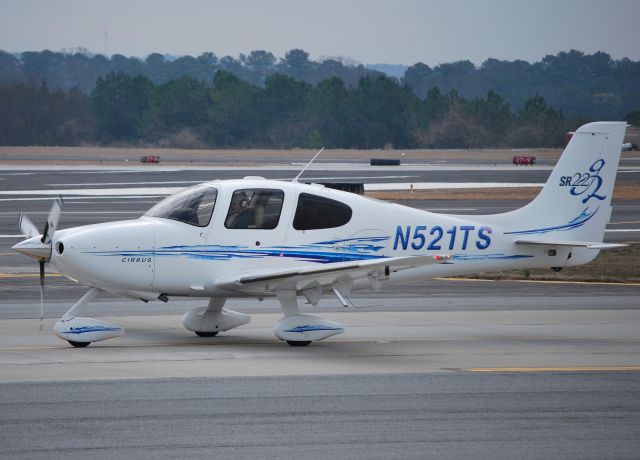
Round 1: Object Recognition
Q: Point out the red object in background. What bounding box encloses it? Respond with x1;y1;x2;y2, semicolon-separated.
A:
566;132;575;145
512;156;536;166
140;155;160;164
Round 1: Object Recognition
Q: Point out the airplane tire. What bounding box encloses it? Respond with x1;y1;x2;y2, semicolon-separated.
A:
68;340;91;348
195;331;219;337
286;340;312;347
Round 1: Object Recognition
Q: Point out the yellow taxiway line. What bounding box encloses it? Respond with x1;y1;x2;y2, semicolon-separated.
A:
436;277;640;286
464;366;640;373
0;273;64;278
608;220;640;225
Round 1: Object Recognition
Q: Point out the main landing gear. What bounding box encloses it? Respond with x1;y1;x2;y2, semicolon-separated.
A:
272;290;345;347
185;291;346;346
182;298;250;337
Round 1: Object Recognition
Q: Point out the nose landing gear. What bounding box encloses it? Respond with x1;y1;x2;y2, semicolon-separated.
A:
53;288;124;347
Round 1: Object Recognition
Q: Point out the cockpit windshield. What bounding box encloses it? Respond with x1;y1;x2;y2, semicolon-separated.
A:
144;184;218;227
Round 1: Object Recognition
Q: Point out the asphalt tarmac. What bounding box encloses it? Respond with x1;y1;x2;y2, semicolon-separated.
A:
1;163;639;459
2;373;639;460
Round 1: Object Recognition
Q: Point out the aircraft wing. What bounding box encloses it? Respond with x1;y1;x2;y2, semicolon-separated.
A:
214;254;449;293
514;239;627;249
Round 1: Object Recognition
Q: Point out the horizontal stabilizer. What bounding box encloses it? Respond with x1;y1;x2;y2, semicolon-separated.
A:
515;239;627;250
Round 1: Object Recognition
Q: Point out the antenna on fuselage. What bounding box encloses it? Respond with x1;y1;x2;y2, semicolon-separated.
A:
292;147;324;182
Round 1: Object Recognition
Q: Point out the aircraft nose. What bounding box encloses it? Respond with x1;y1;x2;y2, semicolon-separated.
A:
12;236;51;261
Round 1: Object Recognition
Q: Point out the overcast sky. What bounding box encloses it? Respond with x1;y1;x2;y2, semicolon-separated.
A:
1;0;639;65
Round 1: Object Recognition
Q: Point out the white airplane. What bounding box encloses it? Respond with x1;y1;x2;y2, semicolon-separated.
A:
13;122;627;347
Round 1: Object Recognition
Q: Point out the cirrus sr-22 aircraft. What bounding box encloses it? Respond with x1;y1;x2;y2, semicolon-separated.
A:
13;122;628;347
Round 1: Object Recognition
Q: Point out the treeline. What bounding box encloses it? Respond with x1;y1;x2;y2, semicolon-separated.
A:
0;49;380;94
404;50;640;120
0;83;94;145
1;48;639;120
1;71;570;148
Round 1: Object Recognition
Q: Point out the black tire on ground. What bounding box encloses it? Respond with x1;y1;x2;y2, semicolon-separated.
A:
286;340;312;347
195;331;219;337
68;340;91;348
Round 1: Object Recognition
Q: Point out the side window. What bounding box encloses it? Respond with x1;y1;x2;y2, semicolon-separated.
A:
196;189;218;226
225;188;284;229
144;185;217;227
293;193;352;230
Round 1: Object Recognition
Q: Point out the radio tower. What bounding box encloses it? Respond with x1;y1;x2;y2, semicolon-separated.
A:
103;1;109;57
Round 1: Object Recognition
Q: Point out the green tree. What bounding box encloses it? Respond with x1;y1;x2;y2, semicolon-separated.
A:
91;72;152;141
260;74;312;146
472;90;513;136
207;70;262;145
403;62;432;98
507;94;565;147
280;49;313;81
242;50;277;85
625;110;640;126
139;76;211;142
0;82;94;145
308;77;353;147
349;76;419;148
0;51;23;84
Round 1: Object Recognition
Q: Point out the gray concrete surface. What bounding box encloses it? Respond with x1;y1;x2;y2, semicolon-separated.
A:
1;372;639;459
1;309;639;382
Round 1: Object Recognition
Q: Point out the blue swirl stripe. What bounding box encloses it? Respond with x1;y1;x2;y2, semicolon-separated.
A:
284;325;344;333
450;253;534;262
503;207;598;235
87;236;390;264
64;326;123;335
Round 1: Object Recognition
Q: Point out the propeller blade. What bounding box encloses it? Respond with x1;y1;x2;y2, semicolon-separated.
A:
19;213;40;239
41;196;63;244
39;260;45;332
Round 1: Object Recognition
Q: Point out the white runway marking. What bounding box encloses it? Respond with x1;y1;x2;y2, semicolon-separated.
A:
0;182;545;198
47;180;202;186
0;195;166;201
65;200;159;204
364;182;543;191
0;211;141;215
46;175;415;187
0;187;183;196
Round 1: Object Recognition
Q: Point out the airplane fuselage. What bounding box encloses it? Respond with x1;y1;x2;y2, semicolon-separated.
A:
50;178;581;301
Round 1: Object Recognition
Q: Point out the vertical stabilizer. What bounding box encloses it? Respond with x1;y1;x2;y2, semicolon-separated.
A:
501;122;626;242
